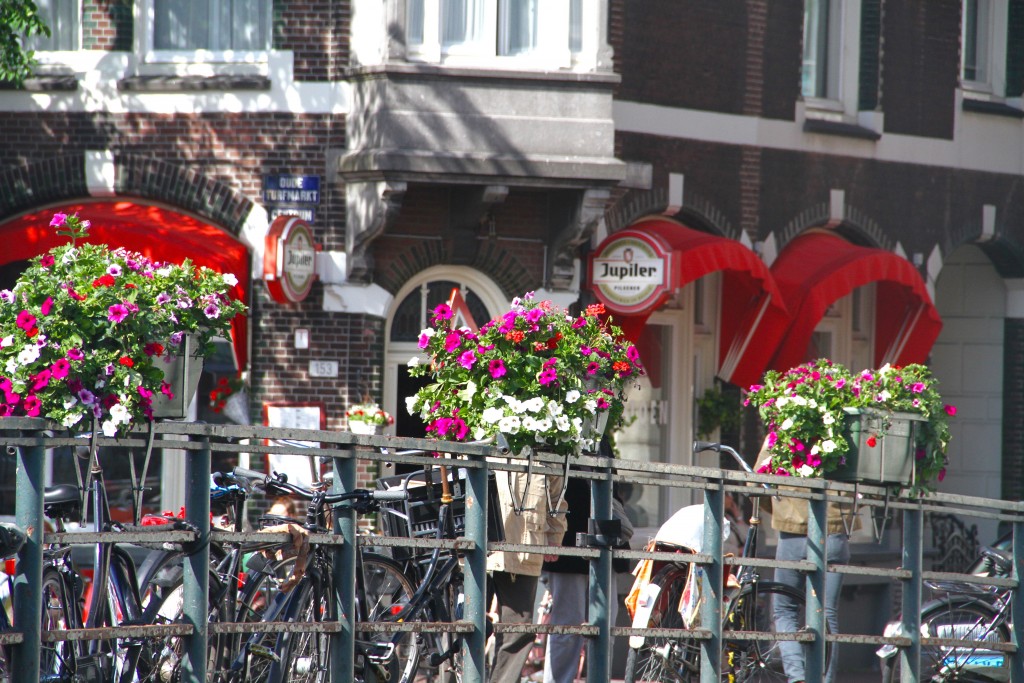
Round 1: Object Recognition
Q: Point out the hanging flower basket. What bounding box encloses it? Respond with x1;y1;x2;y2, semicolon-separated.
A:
151;335;204;419
830;408;927;486
349;420;382;436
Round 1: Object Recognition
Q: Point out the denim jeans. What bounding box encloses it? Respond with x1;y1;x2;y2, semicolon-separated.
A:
773;531;850;683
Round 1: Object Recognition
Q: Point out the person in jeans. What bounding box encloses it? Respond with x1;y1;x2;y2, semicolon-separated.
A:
757;440;852;683
540;474;632;683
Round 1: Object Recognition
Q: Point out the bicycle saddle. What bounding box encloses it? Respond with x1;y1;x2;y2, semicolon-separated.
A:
43;484;82;520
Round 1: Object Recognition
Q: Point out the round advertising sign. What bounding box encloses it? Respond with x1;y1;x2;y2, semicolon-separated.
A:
589;230;671;314
264;215;317;303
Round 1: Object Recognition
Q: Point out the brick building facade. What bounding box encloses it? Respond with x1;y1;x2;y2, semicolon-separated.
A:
1;3;1023;669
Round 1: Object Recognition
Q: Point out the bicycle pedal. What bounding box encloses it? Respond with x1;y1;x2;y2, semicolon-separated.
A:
248;642;281;662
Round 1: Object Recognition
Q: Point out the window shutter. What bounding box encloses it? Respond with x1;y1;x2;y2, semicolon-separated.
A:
1008;0;1024;97
858;0;882;110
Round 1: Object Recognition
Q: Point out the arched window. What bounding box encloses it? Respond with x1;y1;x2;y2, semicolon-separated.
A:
385;267;507;441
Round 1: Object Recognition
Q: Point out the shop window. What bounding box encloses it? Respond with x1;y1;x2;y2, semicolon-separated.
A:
406;0;582;68
22;0;80;51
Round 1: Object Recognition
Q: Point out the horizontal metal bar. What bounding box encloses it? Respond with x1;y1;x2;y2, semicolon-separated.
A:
41;624;194;642
46;530;196;545
0;633;23;645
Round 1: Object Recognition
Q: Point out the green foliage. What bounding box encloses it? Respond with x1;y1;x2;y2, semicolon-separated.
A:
0;0;50;87
696;382;740;439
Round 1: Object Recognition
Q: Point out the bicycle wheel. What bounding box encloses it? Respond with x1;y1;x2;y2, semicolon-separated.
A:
623;564;700;683
426;568;465;683
272;577;332;683
361;552;422;681
722;580;830;683
40;567;77;680
880;597;1009;682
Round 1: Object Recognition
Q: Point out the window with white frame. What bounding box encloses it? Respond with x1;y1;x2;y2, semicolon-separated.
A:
406;0;580;68
800;0;866;119
961;0;1008;98
22;0;79;52
137;0;272;74
802;0;841;100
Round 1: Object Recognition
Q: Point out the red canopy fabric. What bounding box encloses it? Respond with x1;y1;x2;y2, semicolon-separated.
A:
768;231;942;372
611;219;791;388
0;200;251;370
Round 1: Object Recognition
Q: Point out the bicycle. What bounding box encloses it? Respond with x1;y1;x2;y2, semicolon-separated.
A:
624;440;831;683
876;544;1014;682
229;464;426;683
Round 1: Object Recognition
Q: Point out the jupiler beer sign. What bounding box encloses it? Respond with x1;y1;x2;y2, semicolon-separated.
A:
264;215;318;303
590;231;670;314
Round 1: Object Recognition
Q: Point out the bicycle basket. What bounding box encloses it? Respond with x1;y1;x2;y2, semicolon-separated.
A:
376;467;505;561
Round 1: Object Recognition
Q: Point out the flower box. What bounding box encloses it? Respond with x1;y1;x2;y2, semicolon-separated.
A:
151;335;204;419
349;421;381;436
831;408;926;486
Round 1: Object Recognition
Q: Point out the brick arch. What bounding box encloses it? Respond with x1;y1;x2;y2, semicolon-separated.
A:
774;201;895;251
375;240;533;301
0;153;256;238
604;185;739;240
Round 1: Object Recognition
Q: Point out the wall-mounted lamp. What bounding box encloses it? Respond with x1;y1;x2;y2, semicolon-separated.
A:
294;328;310;350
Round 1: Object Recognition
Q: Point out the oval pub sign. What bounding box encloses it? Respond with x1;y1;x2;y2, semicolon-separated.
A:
264;215;317;303
590;230;670;314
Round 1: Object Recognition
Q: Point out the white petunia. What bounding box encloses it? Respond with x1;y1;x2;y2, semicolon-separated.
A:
821;439;837;453
524;397;545;413
102;420;119;437
565;389;581;404
498;415;521;433
822;413;835;425
482;407;505;423
0;335;12;348
18;344;40;364
405;395;418;415
555;415;570;431
408;356;421;367
776;397;789;408
798;464;815;477
63;396;78;409
781;418;794;431
419;328;436;339
583;399;598;414
223;273;239;287
62;412;84;428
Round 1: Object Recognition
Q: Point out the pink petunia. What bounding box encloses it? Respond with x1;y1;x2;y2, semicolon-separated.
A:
40;254;54;268
49;213;68;228
489;359;506;379
537;367;558;385
50;358;70;379
432;303;453;321
22;395;42;417
40;297;54;316
108;304;129;323
444;332;461;353
944;405;957;416
458;350;477;369
418;332;431;349
16;310;36;331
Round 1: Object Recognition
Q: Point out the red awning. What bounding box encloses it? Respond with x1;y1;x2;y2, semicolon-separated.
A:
0;200;251;370
768;231;942;372
611;219;791;388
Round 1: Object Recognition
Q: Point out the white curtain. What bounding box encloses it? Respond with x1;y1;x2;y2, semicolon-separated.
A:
499;0;538;56
24;0;79;51
441;0;484;48
154;0;271;50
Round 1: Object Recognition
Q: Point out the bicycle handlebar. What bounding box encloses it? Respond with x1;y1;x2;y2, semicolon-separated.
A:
693;441;754;474
230;466;409;506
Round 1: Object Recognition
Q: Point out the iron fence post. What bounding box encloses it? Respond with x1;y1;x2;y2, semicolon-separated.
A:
805;487;827;682
332;449;358;682
182;433;211;683
464;455;489;683
900;504;922;683
700;478;724;683
586;466;613;683
11;427;43;682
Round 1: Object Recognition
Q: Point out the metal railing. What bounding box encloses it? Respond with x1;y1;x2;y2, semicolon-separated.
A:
3;417;1024;683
